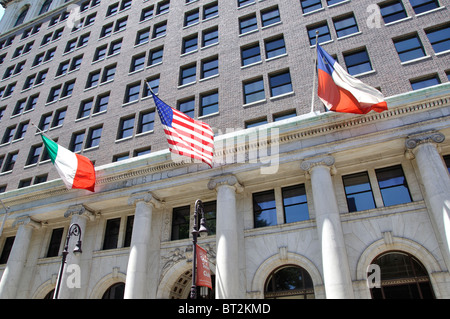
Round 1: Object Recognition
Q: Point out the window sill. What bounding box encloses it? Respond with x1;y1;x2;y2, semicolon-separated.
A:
400;55;431;65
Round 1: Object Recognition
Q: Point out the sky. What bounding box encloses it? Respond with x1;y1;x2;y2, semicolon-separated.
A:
0;7;4;21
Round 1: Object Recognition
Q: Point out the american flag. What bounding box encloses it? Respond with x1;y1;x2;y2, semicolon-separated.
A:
149;90;214;167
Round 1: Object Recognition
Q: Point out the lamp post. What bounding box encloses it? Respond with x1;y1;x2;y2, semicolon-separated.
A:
54;223;82;299
190;199;209;299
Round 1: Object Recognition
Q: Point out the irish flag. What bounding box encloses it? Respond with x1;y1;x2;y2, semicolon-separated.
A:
41;135;96;192
317;44;387;114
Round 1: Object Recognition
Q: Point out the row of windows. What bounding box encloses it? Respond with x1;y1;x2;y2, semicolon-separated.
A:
1;159;445;263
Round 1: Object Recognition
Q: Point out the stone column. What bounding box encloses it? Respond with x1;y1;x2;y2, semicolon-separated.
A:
124;192;161;299
56;205;94;299
0;216;41;299
406;131;450;270
301;156;354;299
208;175;243;299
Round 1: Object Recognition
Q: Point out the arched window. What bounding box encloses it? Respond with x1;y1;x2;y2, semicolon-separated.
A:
39;0;53;15
14;7;29;27
370;251;435;299
102;282;125;299
264;265;315;299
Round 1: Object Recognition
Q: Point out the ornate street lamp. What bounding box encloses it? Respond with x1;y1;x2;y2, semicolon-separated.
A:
54;223;82;299
190;199;209;299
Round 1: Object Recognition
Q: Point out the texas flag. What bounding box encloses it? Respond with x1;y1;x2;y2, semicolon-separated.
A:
317;45;387;114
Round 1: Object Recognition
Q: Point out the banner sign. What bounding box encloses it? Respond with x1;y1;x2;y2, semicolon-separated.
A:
196;244;212;289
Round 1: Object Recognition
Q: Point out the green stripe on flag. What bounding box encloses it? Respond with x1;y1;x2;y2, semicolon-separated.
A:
41;134;58;164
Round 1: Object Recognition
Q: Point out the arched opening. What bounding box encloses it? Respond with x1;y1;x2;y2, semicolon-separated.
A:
39;0;53;15
264;265;315;299
14;6;29;27
169;269;215;299
102;282;125;299
370;251;435;299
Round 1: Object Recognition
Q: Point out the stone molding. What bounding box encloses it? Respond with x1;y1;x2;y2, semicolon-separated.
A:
64;204;96;221
12;215;41;229
207;174;243;193
128;191;162;209
405;131;445;159
300;155;337;176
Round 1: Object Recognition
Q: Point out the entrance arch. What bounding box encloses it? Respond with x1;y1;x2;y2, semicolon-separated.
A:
369;251;435;299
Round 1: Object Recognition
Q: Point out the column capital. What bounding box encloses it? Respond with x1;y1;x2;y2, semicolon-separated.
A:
300;155;337;175
64;204;96;221
207;174;243;193
405;131;445;159
12;216;41;229
128;191;162;208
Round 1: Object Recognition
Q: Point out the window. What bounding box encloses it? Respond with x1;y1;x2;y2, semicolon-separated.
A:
379;0;408;24
100;23;113;38
109;39;122;55
342;172;376;212
343;48;373;75
265;266;315;299
157;0;170;15
183;34;198;54
86;126;102;148
282;184;309;223
185;9;200;27
0;237;15;264
102;283;125;299
425;24;450;54
79;99;93;118
141;6;154;21
243;77;265;104
123;215;134;247
201;56;218;79
138;110;155;134
370;251;435;299
204;2;218;20
94;45;107;61
52;108;66;127
102;64;116;83
410;74;441;90
269;70;293;97
238;0;254;7
253;190;277;228
333;13;359;38
203;27;218;47
394;34;426;62
103;218;121;250
200;91;218;116
19;178;32;188
245;117;268;128
118;116;135;139
125;82;140;103
265;35;286;59
61;80;75;97
48;85;61;103
307;22;331;45
15;7;29;27
70;132;85;152
202;200;216;235
261;6;280;27
87;70;100;88
39;113;52;131
239;14;257;34
149;46;164;65
178;98;195;118
14;121;29;140
410;0;439;14
241;43;261;66
131;53;146;72
2;126;16;144
106;3;119;17
39;0;53;15
3;151;19;172
153;21;167;38
27;144;43;165
95;93;110;113
171;206;190;240
180;64;197;85
136;28;150;45
375;165;412;207
300;0;322;14
274;110;297;121
47;228;64;257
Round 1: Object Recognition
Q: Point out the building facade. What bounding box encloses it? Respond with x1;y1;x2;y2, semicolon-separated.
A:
0;0;449;299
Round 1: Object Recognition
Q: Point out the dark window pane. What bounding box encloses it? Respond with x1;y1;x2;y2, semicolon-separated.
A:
376;165;412;207
253;190;277;228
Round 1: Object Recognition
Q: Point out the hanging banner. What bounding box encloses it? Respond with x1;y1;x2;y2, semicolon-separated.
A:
196;244;212;289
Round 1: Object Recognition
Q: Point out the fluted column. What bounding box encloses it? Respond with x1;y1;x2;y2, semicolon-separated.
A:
208;175;243;299
124;191;161;299
0;216;41;299
406;131;450;270
56;205;94;299
301;156;354;299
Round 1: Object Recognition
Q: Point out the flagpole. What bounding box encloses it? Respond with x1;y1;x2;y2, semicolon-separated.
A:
31;122;46;136
310;30;319;114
